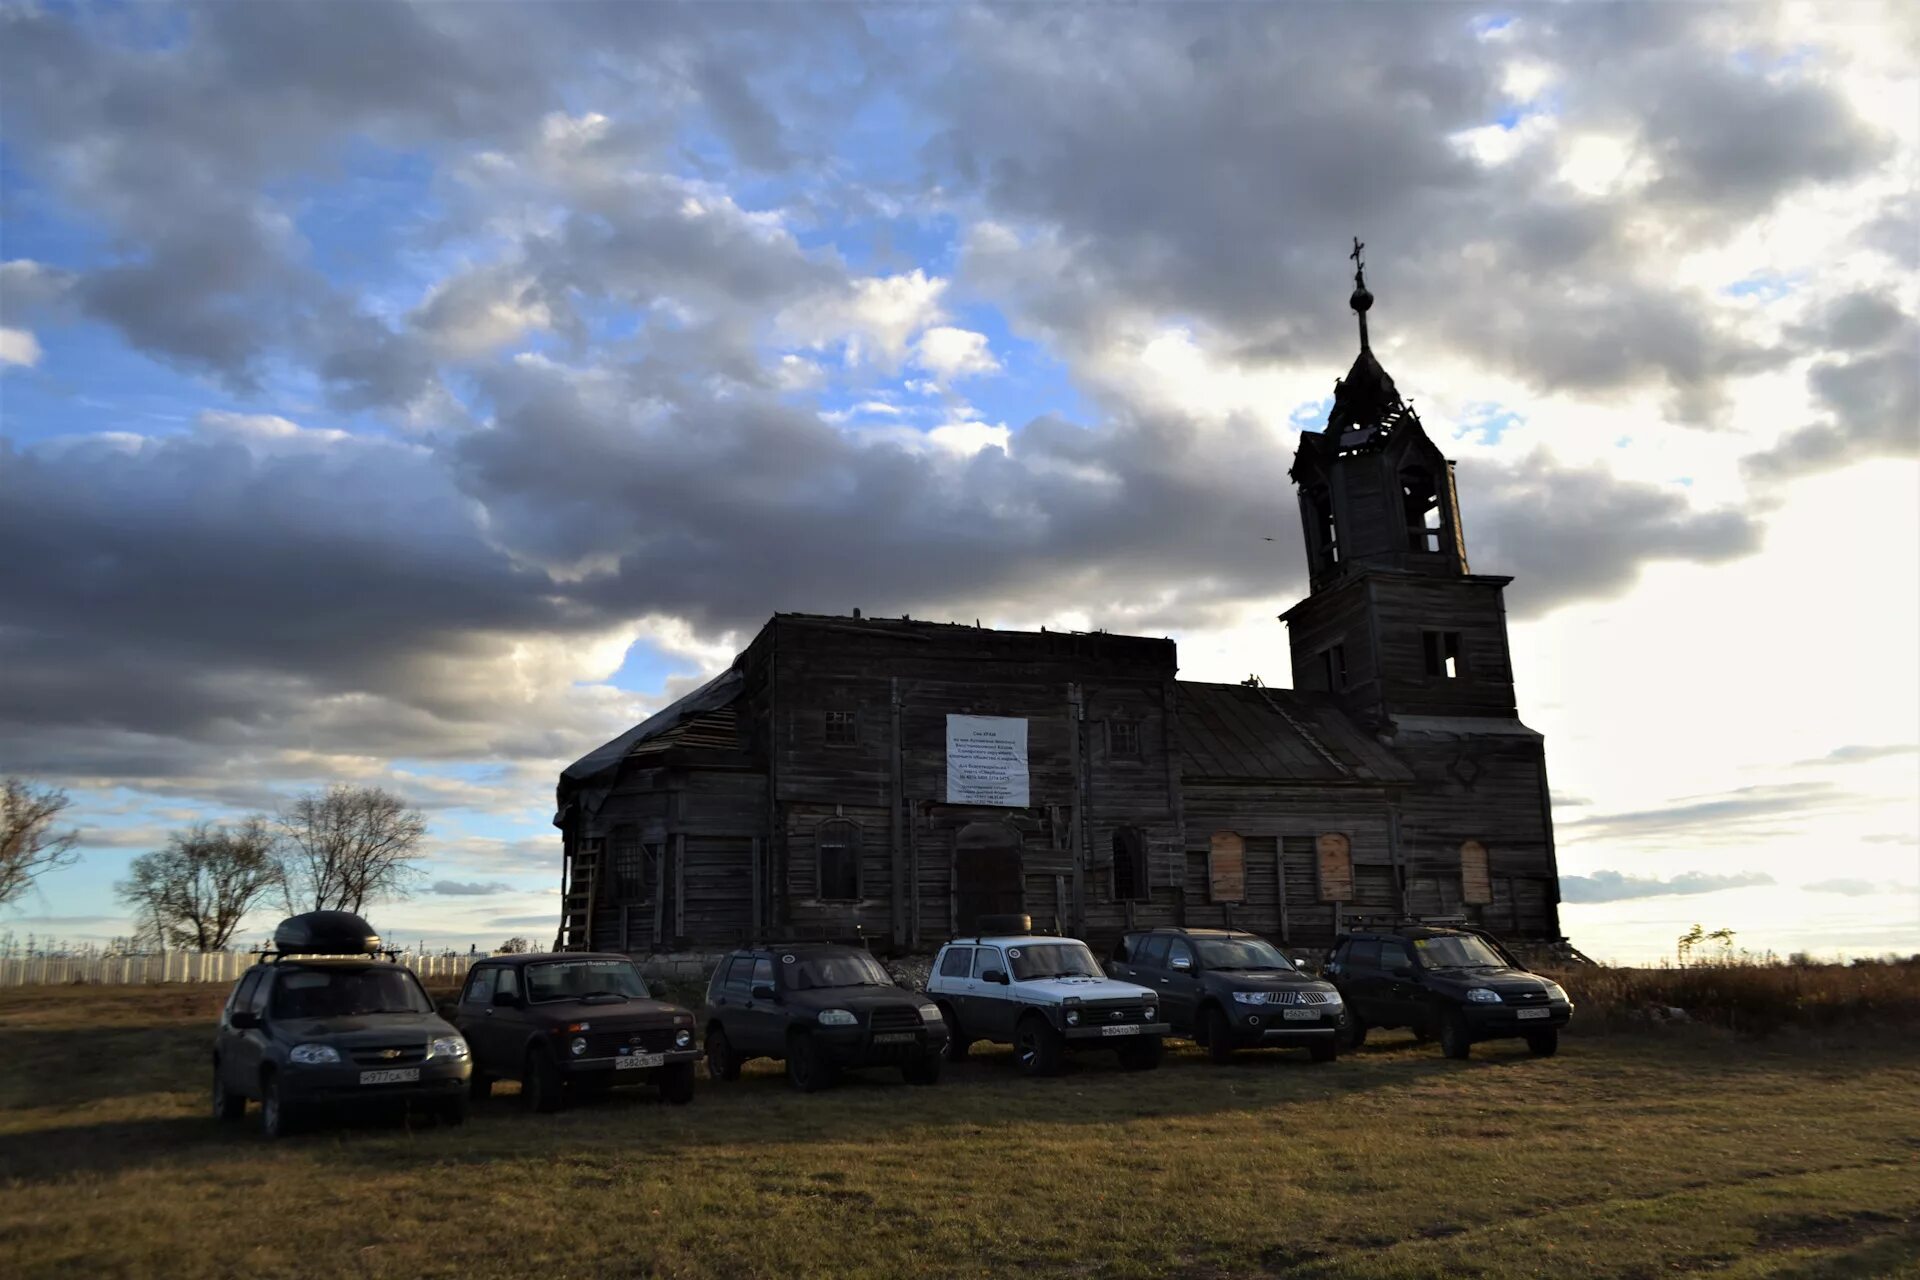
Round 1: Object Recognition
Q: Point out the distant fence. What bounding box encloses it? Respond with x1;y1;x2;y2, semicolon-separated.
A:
0;951;482;988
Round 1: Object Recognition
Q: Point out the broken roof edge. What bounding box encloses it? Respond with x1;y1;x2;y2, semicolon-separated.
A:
560;652;749;789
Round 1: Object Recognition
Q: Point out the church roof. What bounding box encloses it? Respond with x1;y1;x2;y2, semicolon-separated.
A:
1175;681;1413;784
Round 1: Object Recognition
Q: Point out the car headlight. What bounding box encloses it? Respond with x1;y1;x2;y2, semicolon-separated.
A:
1232;991;1266;1005
917;1003;944;1023
1545;982;1569;1002
426;1035;469;1060
1466;988;1502;1004
570;1036;588;1055
1144;1006;1157;1022
1065;1009;1081;1026
674;1029;693;1048
818;1009;858;1027
1322;992;1343;1007
289;1043;340;1065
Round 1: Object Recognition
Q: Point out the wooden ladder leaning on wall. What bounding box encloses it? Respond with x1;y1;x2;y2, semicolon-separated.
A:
555;838;603;952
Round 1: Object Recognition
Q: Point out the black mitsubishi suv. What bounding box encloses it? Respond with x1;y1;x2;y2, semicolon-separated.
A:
701;943;948;1092
1323;923;1573;1059
1108;927;1343;1063
212;912;470;1138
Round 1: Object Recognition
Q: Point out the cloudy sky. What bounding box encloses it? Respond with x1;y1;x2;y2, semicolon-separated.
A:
2;1;1915;964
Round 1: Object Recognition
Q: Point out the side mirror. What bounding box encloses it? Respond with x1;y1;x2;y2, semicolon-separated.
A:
981;968;1009;985
229;1010;261;1030
750;983;777;1001
436;1001;459;1020
1388;964;1414;979
1170;956;1192;973
493;990;522;1009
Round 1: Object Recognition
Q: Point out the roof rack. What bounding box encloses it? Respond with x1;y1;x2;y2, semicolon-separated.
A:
251;948;403;964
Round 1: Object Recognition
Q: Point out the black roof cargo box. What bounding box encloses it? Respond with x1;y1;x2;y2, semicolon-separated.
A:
272;911;383;956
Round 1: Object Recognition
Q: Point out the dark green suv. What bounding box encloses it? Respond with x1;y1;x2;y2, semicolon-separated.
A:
212;913;470;1138
1323;924;1573;1059
1108;927;1343;1062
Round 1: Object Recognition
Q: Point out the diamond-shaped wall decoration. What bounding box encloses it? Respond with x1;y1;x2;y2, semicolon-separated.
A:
1450;752;1482;790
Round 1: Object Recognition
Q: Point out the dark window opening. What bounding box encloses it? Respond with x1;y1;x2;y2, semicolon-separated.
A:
1320;644;1348;691
1423;630;1464;679
610;827;648;902
1110;719;1141;758
824;709;858;747
1112;827;1150;901
817;818;861;900
1311;486;1340;569
1401;468;1444;553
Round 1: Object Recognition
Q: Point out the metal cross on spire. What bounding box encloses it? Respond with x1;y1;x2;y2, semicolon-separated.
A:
1348;235;1375;351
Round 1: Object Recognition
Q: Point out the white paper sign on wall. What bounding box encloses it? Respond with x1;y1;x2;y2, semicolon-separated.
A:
945;715;1030;807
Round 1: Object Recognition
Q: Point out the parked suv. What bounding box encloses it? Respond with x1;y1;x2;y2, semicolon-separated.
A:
451;952;699;1111
1323;924;1573;1059
1108;927;1343;1063
212;912;470;1138
927;932;1169;1076
701;943;947;1092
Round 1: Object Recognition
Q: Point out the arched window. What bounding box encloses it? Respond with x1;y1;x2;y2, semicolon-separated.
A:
817;819;861;901
1401;467;1444;553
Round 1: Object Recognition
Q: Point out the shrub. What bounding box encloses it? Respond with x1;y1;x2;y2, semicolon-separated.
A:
1546;956;1920;1035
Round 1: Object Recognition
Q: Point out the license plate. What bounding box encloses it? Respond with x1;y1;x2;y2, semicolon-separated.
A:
1516;1008;1551;1020
616;1053;665;1070
358;1068;419;1085
1283;1008;1319;1021
1100;1024;1142;1037
872;1032;917;1044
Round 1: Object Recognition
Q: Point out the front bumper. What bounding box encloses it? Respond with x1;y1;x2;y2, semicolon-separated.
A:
277;1058;469;1105
1462;1002;1573;1037
813;1022;950;1066
1064;1022;1171;1045
565;1048;703;1076
1231;1008;1343;1044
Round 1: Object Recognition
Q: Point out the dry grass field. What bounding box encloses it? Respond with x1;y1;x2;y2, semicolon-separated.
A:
2;983;1917;1280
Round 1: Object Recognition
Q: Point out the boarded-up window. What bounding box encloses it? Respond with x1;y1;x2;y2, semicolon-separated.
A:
1209;831;1246;903
1316;832;1353;902
825;710;858;747
610;828;647;902
1113;827;1149;901
1460;840;1492;905
817;819;860;900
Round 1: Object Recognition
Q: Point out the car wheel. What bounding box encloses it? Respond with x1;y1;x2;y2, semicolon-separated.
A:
902;1053;943;1086
260;1071;301;1139
1013;1014;1063;1077
1204;1006;1236;1064
1117;1036;1164;1072
1343;1014;1368;1051
213;1063;246;1122
660;1061;696;1105
938;1003;970;1061
785;1032;836;1093
469;1073;493;1101
1525;1028;1559;1058
439;1095;469;1127
1309;1038;1339;1064
1439;1011;1472;1060
524;1047;566;1112
705;1026;741;1082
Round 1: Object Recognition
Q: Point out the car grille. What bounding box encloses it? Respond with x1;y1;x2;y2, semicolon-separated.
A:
1504;989;1548;1005
1245;989;1334;1006
590;1028;681;1056
350;1045;426;1066
868;1006;924;1034
1076;999;1154;1024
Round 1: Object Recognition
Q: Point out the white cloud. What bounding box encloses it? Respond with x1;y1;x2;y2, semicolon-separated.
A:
0;327;42;367
915;326;1001;381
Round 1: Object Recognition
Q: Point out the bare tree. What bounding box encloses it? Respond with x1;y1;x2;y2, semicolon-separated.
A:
277;785;426;915
1;778;80;908
116;818;281;951
497;936;532;954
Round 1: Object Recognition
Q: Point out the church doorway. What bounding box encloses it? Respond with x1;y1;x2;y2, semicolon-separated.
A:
954;821;1024;932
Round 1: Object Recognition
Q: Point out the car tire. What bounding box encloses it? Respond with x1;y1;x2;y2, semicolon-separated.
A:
660;1061;696;1105
902;1053;943;1086
1203;1006;1236;1064
469;1073;493;1101
1525;1029;1559;1058
1308;1038;1339;1064
213;1063;246;1122
1014;1014;1064;1077
524;1047;566;1113
938;1003;970;1061
1117;1036;1164;1072
259;1071;301;1139
785;1032;836;1093
1439;1011;1472;1060
439;1095;469;1127
1343;1015;1368;1051
705;1026;742;1082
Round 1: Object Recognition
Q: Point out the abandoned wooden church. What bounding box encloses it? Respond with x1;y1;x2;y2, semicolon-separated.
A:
553;253;1565;957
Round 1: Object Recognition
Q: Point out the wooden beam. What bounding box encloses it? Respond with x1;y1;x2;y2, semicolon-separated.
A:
890;677;906;949
673;832;686;941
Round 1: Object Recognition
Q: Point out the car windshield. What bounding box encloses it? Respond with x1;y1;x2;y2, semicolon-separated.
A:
271;966;431;1018
525;960;652;1003
782;952;895;991
1008;942;1102;981
1414;935;1506;969
1192;937;1295;972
